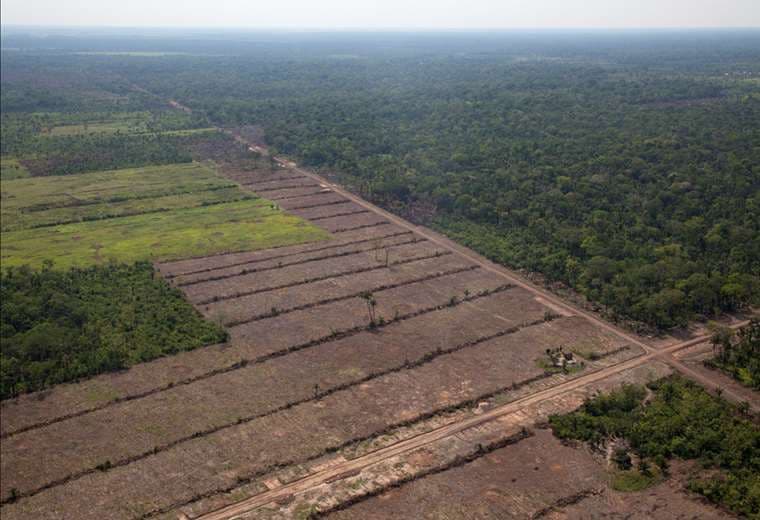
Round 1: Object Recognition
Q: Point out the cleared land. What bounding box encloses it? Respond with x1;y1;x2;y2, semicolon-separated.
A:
0;163;328;268
0;160;661;520
36;110;207;137
325;429;728;520
1;162;240;230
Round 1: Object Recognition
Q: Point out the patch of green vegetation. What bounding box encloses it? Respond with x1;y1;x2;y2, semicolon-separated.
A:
0;157;30;180
1;160;328;269
153;127;217;137
2;109;215;176
293;502;319;520
611;467;662;492
0;261;228;399
536;346;585;374
0;162;241;231
1;199;328;270
569;343;603;361
47;120;146;136
48;124;216;138
704;320;760;389
348;478;368;490
549;377;760;517
6;186;251;231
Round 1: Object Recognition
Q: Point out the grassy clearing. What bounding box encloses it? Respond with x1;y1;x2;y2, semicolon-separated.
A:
4;187;251;231
1;199;328;269
48;121;139;136
0;161;329;268
36;111;153;136
47;123;217;137
611;467;662;492
0;162;236;230
0;158;30;180
151;127;217;137
2;162;230;207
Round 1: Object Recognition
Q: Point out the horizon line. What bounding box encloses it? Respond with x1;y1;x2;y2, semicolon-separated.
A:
3;24;760;32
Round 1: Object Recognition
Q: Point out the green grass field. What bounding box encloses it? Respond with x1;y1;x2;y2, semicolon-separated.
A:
47;123;217;137
47;120;146;136
1;162;236;230
26;110;214;137
0;157;30;180
0;162;329;268
3;186;253;231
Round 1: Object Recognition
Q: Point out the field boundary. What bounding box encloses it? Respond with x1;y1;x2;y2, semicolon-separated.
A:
195;250;452;305
163;230;412;278
177;237;426;287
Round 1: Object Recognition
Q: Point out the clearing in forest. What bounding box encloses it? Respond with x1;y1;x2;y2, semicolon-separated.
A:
0;162;328;269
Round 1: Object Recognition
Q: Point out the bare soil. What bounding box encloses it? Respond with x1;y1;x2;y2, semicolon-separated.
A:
0;150;666;520
325;430;727;520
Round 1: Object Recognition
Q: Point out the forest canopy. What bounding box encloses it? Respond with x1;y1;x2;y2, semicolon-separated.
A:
0;262;228;399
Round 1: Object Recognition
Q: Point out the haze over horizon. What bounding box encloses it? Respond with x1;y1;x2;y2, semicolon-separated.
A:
2;0;759;30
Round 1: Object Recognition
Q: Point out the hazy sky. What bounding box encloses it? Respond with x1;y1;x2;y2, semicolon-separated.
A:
2;0;759;29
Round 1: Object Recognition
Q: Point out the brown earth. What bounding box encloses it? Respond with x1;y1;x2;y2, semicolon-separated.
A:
325;430;728;520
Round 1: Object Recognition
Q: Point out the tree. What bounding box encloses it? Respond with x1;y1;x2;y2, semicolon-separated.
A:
359;291;377;326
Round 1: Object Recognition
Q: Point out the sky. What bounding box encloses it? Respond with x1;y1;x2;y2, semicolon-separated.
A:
2;0;759;29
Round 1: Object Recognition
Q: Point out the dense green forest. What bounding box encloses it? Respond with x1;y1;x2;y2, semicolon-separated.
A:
10;31;749;329
0;262;228;398
549;377;760;517
706;319;760;389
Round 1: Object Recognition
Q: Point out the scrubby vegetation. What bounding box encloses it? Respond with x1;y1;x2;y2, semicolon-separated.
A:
705;319;760;389
549;377;760;517
0;261;228;399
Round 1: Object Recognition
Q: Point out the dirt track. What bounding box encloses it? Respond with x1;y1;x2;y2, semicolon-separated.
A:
195;321;748;520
